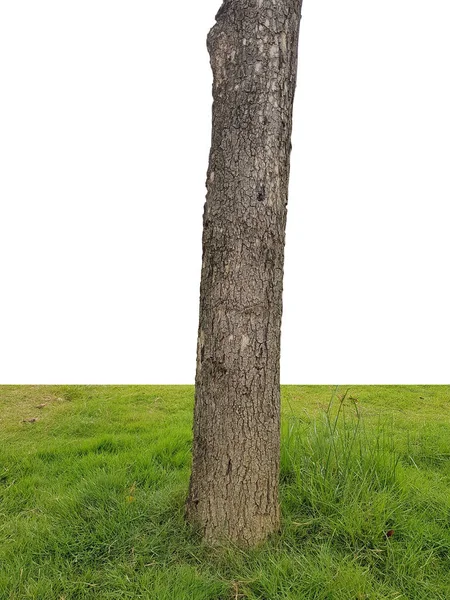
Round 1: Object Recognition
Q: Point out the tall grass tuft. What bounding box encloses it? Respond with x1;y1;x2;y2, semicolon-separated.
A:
281;388;404;553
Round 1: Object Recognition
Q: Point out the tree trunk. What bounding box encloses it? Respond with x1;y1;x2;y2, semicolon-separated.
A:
186;0;303;546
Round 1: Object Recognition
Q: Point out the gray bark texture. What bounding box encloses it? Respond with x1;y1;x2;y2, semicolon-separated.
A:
186;0;302;546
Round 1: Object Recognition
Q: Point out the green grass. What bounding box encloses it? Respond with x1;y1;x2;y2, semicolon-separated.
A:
1;385;450;599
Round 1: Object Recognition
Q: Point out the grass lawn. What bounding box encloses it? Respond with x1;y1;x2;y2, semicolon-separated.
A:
1;385;450;599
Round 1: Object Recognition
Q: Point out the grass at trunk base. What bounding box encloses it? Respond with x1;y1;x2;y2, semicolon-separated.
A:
1;385;449;599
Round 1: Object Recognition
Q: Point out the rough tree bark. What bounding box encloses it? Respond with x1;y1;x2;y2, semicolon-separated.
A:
186;0;303;546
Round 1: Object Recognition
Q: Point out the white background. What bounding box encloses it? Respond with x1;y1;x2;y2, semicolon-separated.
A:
1;1;449;384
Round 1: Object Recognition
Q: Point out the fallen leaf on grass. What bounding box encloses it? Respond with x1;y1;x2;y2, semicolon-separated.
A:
35;403;47;409
22;418;38;423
